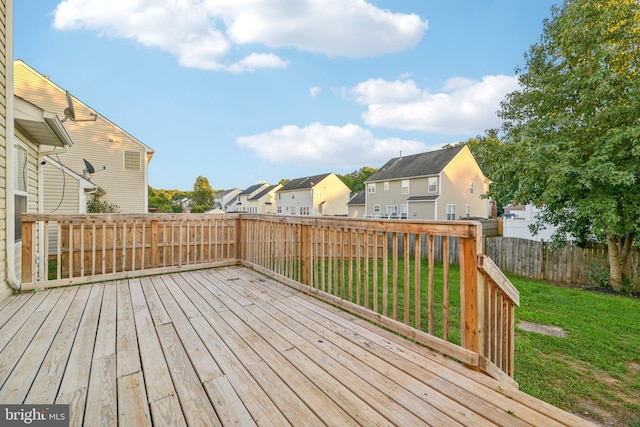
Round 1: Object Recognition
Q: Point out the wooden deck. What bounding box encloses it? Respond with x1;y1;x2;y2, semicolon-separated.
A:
0;266;592;426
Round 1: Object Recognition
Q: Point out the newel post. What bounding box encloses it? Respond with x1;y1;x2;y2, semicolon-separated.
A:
460;222;484;355
21;219;37;284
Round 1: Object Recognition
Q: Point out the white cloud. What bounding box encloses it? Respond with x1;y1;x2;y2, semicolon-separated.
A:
236;122;430;169
309;86;321;99
53;0;427;72
354;75;519;135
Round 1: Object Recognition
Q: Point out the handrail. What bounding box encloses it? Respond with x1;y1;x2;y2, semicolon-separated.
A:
20;212;519;381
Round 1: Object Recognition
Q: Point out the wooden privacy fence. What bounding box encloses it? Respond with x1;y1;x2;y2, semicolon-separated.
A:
21;213;519;381
485;236;640;285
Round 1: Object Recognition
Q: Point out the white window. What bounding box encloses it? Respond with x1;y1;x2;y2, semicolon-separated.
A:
277;206;282;214
386;205;398;218
290;206;297;215
401;180;409;194
367;183;376;194
316;190;322;197
469;181;475;195
465;204;471;218
15;144;28;242
428;177;438;193
384;182;389;190
400;204;408;219
446;204;456;220
373;204;381;214
300;206;310;215
124;151;141;171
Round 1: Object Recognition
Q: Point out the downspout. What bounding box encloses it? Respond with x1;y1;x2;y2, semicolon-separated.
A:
6;1;19;291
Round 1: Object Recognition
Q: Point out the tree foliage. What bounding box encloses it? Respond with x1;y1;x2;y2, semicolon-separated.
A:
339;167;379;193
190;176;215;213
495;0;640;289
86;196;120;213
148;186;187;212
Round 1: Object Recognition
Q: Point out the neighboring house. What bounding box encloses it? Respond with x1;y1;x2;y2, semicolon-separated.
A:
246;184;282;214
347;191;366;218
14;60;154;214
234;183;270;213
276;173;350;216
503;204;562;242
365;146;490;220
13;95;74;283
213;188;242;212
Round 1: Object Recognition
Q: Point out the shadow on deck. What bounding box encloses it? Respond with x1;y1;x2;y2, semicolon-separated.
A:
0;267;593;426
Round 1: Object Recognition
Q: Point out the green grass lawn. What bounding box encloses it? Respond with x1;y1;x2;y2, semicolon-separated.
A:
510;274;640;426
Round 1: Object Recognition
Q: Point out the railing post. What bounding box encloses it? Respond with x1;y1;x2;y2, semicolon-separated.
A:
460;223;484;354
150;219;158;269
301;223;311;285
235;215;244;262
21;219;37;284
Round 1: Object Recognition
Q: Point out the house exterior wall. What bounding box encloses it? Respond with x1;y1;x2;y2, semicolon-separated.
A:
0;0;12;301
348;204;365;218
42;163;82;214
408;200;437;220
313;174;349;216
14;61;152;214
366;177;437;219
277;188;313;215
13;129;42;284
438;148;489;220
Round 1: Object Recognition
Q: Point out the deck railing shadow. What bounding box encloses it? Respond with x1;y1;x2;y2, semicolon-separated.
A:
21;213;519;383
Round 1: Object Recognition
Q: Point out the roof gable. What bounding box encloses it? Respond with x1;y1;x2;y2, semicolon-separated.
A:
279;173;332;192
367;146;465;182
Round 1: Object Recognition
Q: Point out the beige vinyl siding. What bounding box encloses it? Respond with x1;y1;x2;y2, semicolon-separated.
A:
439;148;489;220
14;61;152;213
43;162;81;214
0;0;8;301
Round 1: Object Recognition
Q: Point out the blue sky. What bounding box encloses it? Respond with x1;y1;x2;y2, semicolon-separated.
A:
15;0;559;191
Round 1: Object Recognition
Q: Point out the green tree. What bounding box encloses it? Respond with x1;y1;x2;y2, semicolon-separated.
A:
495;0;640;289
190;176;214;213
339;167;378;193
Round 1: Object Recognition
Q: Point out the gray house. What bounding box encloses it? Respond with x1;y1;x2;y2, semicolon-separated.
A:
365;145;490;220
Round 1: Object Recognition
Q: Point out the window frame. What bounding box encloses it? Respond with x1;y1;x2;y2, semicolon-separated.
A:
367;183;376;194
428;177;438;193
446;204;456;220
401;179;410;195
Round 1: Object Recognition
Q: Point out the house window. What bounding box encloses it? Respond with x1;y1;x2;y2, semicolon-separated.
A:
278;193;281;200
465;204;471;218
469;181;475;195
386;205;398;219
384;182;389;190
446;204;456;220
292;193;295;199
300;206;310;215
290;206;297;215
15;145;28;242
316;190;322;197
428;177;438;193
400;204;408;219
367;183;376;194
401;180;409;194
124;151;141;171
277;206;282;214
373;204;381;214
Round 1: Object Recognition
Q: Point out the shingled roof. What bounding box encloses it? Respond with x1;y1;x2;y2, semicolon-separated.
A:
366;146;465;183
279;173;332;192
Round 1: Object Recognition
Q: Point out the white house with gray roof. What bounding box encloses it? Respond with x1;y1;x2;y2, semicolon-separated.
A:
365;145;490;220
276;173;350;216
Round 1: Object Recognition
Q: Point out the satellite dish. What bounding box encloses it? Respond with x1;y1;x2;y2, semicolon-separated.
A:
63;91;98;122
63;91;76;121
83;158;95;174
82;158;105;179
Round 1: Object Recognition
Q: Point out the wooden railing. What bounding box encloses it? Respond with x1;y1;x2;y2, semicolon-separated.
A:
21;213;519;382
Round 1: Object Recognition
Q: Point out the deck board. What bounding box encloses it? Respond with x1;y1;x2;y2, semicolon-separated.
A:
0;267;595;426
